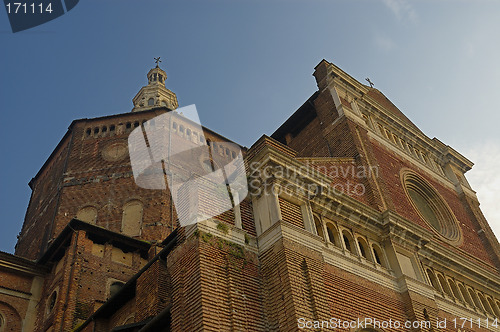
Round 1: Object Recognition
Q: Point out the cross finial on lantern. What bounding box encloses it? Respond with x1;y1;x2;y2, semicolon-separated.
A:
154;57;162;68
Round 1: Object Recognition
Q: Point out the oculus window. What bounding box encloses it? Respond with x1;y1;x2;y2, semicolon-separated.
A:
402;170;461;244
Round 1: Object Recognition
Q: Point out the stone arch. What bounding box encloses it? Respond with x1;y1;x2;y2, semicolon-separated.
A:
123;315;135;325
0;301;22;332
458;283;473;306
401;169;462;244
313;215;324;239
426;269;440;291
478;292;494;315
371;243;387;268
325;221;340;247
446;278;463;301
46;290;58;317
356;236;372;261
341;230;356;255
121;200;143;236
467;287;483;310
495;300;500;317
437;274;453;297
76;205;97;224
109;281;125;299
486;296;500;317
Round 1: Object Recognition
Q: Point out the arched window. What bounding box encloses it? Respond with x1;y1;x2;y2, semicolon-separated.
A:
172;122;177;130
109;281;125;298
402;171;461;243
179;125;184;133
47;291;57;314
76;206;97;224
372;244;386;267
478;293;494;315
148;98;154;106
437;274;453;297
447;279;463;301
342;231;355;254
458;283;473;306
0;313;4;330
123;316;135;325
325;222;340;247
313;215;324;239
186;128;191;136
357;237;372;261
426;269;440;291
121;201;143;236
486;297;500;317
468;288;483;310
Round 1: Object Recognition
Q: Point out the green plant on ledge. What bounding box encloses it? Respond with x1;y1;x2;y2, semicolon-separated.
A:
216;221;229;234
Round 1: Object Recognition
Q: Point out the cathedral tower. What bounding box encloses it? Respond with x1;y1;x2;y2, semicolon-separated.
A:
132;58;178;112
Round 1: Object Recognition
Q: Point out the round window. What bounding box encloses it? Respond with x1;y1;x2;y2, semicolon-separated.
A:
402;170;461;244
102;141;128;162
48;291;57;313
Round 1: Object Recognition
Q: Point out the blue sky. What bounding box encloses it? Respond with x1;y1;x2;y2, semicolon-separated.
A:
1;0;499;253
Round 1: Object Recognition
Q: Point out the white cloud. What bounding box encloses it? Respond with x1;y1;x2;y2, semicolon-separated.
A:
382;0;418;23
463;142;500;241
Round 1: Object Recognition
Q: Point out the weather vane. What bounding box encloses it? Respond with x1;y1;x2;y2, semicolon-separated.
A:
365;77;374;88
154;57;162;68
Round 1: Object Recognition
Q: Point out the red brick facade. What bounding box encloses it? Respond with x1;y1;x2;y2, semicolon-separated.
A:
1;61;499;332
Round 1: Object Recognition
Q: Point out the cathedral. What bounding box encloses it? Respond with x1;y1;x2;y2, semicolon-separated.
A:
0;59;499;332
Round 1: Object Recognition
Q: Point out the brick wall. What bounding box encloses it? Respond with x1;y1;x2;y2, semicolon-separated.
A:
279;197;304;229
370;140;496;269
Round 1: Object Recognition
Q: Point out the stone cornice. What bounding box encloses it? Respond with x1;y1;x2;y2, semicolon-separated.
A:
320;60;474;176
246;133;500;295
0;251;47;276
383;210;500;292
419;242;500;295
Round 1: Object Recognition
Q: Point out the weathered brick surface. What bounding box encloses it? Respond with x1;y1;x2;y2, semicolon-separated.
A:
0;300;23;331
2;61;499;332
135;259;170;321
279;197;304;229
197;233;264;331
324;265;409;331
168;234;204;331
16;108;243;261
370;140;496;268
